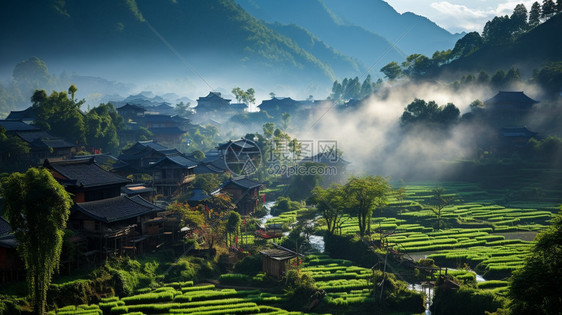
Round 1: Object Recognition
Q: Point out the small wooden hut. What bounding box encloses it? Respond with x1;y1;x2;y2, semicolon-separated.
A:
259;245;303;278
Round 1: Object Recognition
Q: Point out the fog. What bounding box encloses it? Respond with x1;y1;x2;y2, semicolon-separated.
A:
292;81;498;180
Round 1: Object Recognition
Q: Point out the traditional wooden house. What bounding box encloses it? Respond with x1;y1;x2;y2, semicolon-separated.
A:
15;131;76;161
119;140;181;172
117;103;146;121
484;91;538;127
195;92;231;114
68;195;164;257
44;158;130;203
257;97;302;118
259;245;303;278
218;177;263;215
5;107;37;124
149;154;198;196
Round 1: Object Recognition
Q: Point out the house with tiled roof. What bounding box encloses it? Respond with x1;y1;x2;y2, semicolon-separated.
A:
44;158;130;202
484;91;539;127
68;195;164;256
0;217;23;283
218;177;263;215
149;154;198;196
119;140;181;171
116;103;145;121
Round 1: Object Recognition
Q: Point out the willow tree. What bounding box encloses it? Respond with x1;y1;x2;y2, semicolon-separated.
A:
1;168;72;315
343;176;390;238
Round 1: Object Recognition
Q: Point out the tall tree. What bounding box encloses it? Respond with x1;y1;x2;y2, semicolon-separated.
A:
380;62;402;80
451;32;483;58
509;209;562;314
542;0;557;18
343;176;390;238
1;168;72;315
529;2;542;27
31;87;86;145
309;185;346;235
429;187;453;230
511;4;529;34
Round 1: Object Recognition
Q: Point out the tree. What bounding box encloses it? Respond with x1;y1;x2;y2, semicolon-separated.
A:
68;84;77;102
542;0;556;18
309;185;346;235
12;57;53;96
482;15;513;44
32;87;86;145
509;209;562;314
429;187;453;230
557;0;562;12
226;211;241;247
451;32;483;58
1;168;72;314
511;4;529;34
380;62;402;80
343;176;390;238
529;2;542;27
401;99;460;127
231;87;256;106
281;112;291;131
175;101;193;118
0;126;29;162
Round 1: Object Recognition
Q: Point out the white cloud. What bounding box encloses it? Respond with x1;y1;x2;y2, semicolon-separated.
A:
429;1;536;32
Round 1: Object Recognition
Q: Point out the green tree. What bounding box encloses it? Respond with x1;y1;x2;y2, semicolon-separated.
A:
452;32;483;58
309;185;345;235
529;2;542;27
226;211;241;247
68;84;78;102
0;126;29;161
175;101;193;118
380;62;402;80
32;87;86;145
343;176;390;238
429;187;453;230
1;168;72;314
511;4;529;34
12;57;53;96
482;15;513;44
542;0;556;18
400;99;460;127
85;103;121;154
509;209;562;314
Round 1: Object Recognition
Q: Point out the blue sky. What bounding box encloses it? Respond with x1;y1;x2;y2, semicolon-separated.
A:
385;0;536;33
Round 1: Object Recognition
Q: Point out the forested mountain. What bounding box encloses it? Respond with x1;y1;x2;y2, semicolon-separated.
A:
443;13;562;75
0;0;342;91
322;0;463;56
235;0;405;72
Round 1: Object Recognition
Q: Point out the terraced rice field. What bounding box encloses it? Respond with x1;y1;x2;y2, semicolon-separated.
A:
317;181;561;280
49;281;302;315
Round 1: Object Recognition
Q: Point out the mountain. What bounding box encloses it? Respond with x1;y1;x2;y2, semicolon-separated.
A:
442;14;562;75
0;0;348;96
235;0;405;75
266;22;366;78
322;0;463;56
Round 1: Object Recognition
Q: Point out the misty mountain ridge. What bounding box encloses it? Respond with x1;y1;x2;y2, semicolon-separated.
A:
2;0;468;107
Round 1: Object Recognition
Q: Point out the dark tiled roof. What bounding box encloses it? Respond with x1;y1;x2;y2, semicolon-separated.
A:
0;217;12;236
144;114;176;123
44;158;130;188
221;177;262;190
0;120;40;132
16;131;74;149
72;195;163;223
121;141;171;155
149;127;186;135
151;154;198;169
117;103;145;112
197;91;231;102
259;248;299;261
485;91;539;106
5;107;36;121
121;184;153;195
71;154;129;171
217;139;258;150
